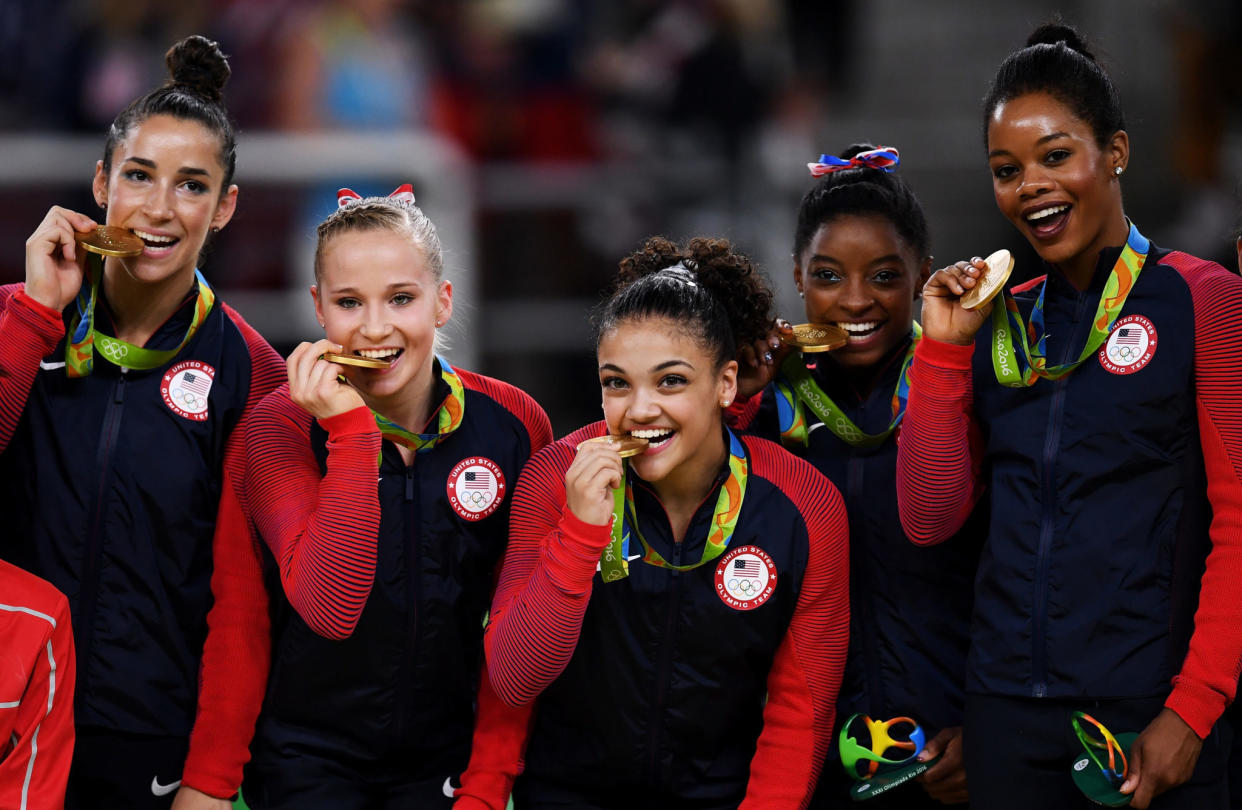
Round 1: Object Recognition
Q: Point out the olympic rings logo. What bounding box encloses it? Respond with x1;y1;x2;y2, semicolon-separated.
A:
101;341;129;361
1108;344;1140;362
727;578;761;594
834;418;863;442
465;490;492;507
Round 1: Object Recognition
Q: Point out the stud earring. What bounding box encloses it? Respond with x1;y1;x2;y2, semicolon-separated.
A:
319;322;325;329
798;290;805;299
721;399;732;408
1114;166;1124;176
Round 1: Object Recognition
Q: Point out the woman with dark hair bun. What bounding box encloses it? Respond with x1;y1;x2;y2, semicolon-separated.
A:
897;23;1242;809
0;36;284;809
485;237;850;808
736;144;980;808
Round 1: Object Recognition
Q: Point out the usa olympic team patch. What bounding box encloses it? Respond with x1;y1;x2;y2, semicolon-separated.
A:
715;545;776;611
1098;314;1157;375
161;361;215;421
447;457;505;521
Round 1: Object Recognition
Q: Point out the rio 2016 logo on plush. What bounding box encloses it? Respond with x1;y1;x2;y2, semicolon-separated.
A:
446;457;505;521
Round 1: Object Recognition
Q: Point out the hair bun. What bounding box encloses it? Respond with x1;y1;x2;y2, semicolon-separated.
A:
165;35;230;103
1026;23;1095;61
838;142;878;161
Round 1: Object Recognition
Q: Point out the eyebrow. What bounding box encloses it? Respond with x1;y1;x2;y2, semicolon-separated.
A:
598;359;694;374
987;131;1070;159
809;253;905;266
123;156;210;177
328;282;424;295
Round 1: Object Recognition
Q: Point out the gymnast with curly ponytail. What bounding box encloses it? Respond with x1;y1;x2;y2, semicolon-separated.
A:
486;236;850;808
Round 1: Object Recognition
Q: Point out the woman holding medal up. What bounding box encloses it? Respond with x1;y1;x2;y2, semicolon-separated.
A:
896;23;1242;810
485;237;850;809
734;145;978;808
0;36;284;809
242;187;551;809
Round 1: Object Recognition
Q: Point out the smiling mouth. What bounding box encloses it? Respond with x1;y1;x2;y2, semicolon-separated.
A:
132;229;180;250
630;427;674;447
356;348;403;361
1024;204;1071;236
835;322;883;339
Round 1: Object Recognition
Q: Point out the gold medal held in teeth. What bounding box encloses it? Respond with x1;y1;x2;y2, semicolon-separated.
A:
322;351;392;369
959;249;1015;311
74;225;144;258
576;434;650;458
779;322;849;353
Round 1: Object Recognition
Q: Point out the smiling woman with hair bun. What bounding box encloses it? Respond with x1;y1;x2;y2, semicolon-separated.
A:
897;22;1242;810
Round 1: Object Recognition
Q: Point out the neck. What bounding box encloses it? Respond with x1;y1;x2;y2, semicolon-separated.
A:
367;357;439;432
835;334;911;398
102;260;198;346
650;422;729;523
1057;213;1131;291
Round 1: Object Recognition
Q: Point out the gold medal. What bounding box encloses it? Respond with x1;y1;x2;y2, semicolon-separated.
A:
960;249;1015;311
74;226;144;258
323;351;392;369
576;434;650;458
779;323;849;353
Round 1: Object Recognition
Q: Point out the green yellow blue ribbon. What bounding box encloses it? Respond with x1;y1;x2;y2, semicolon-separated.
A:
991;221;1149;387
371;355;465;456
65;257;215;378
599;428;748;582
772;324;921;449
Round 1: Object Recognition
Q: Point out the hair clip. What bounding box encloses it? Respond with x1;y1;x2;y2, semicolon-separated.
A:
336;183;418;208
657;262;698;287
808;147;901;177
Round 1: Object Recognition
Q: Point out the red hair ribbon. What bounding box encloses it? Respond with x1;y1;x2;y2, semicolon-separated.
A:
807;147;901;177
336;183;417;208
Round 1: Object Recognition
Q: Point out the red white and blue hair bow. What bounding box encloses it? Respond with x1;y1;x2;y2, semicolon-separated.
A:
807;147;901;177
336;183;417;208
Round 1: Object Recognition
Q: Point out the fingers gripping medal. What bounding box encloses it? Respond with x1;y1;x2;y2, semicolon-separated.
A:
1070;712;1136;806
959;249;1015;311
838;714;936;802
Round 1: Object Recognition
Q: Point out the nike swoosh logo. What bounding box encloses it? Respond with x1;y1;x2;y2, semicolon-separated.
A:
39;360;66;370
595;553;643;572
808;421;825;434
150;777;181;797
442;776;456;798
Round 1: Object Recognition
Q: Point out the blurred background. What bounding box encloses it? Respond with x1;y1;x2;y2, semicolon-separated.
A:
1;0;1239;435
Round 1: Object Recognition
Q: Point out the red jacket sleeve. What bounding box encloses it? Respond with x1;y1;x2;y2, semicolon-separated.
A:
485;437;611;707
895;336;987;545
1161;254;1242;737
181;315;284;798
245;389;383;641
0;286;66;453
741;443;850;810
0;569;76;810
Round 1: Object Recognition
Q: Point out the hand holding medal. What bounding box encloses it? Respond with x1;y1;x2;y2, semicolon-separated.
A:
24;207;106;312
920;252;1010;346
287;338;366;420
565;434;635;528
1070;712;1136;806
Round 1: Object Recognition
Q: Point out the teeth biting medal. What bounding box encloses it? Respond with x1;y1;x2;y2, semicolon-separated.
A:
576;434;649;458
779;322;849;352
322;351;393;369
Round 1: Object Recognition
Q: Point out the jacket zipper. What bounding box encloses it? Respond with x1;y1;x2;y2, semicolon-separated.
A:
396;462;418;740
1031;293;1090;697
75;370;127;703
645;539;683;789
848;452;886;711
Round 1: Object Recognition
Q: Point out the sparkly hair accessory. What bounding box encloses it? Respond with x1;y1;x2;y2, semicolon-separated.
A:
656;261;698;287
808;147;901;177
336;183;418;208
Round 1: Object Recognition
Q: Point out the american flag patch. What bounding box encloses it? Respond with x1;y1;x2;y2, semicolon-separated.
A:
464;470;491;489
1114;328;1141;345
733;558;762;577
181;371;211;396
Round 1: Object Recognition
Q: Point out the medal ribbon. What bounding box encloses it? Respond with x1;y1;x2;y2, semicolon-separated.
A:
991;221;1149;387
65;258;215;378
598;429;748;582
773;324;921;449
370;356;465;455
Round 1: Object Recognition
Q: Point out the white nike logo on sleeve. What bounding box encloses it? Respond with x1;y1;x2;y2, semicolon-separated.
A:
150;777;181;796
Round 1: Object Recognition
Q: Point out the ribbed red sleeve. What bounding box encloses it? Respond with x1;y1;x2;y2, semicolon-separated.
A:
726;391;762;431
741;440;850;810
182;312;284;798
486;426;611;707
0;285;66;453
245;388;382;642
0;567;75;810
1161;254;1242;738
452;664;533;809
895;337;986;545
